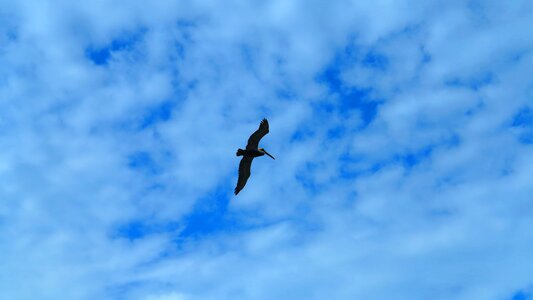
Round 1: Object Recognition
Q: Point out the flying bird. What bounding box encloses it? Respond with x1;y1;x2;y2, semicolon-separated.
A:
235;118;275;195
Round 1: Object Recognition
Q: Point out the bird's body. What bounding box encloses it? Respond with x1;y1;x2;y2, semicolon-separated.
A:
236;149;267;158
234;119;275;195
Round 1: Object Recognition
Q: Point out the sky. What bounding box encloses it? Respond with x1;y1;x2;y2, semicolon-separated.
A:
1;0;533;299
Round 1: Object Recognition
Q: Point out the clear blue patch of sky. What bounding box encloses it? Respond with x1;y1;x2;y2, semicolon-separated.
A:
177;177;299;241
326;123;346;140
511;49;532;63
316;43;382;127
512;106;533;144
175;19;196;39
179;184;240;239
4;29;17;41
240;43;257;74
398;145;434;169
113;219;180;241
290;125;316;143
295;162;324;194
517;130;533;144
105;280;170;300
511;290;531;300
139;100;175;129
168;20;197;63
85;28;147;65
512;107;533;127
103;91;187;134
338;155;388;180
128;151;160;175
444;73;495;90
275;88;296;100
338;152;364;179
0;13;18;41
115;221;146;240
361;51;389;71
420;46;432;64
405;133;460;168
339;133;459;179
105;281;144;300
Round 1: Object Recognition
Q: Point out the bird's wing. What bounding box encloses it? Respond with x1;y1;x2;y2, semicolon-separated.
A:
235;157;253;195
246;118;269;150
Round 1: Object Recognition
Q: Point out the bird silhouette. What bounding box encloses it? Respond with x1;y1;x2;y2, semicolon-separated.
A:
235;118;275;195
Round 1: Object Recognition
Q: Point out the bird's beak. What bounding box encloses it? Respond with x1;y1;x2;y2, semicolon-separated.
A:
264;150;275;160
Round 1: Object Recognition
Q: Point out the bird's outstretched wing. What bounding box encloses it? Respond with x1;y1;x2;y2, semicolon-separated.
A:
246;118;269;150
235;157;253;195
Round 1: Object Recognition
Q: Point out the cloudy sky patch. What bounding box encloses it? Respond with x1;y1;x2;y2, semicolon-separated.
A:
1;0;532;299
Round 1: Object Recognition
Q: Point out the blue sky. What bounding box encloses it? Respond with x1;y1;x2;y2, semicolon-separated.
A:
1;0;533;299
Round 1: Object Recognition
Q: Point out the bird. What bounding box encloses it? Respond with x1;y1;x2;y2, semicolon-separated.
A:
234;118;275;195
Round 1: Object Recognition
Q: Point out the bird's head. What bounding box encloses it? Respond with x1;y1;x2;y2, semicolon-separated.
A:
259;148;275;160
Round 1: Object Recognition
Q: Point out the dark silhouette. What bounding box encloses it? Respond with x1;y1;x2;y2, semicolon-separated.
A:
235;118;275;195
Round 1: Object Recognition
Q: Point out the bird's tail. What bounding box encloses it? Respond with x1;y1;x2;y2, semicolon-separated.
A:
236;148;244;156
